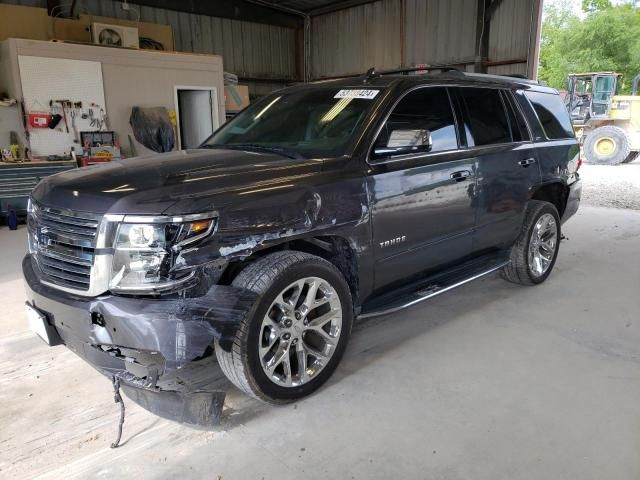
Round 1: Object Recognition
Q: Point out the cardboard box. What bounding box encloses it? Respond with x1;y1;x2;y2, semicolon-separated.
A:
0;5;174;51
225;85;250;112
0;5;49;42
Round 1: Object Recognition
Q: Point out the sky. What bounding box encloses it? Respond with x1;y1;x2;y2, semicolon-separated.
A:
543;0;586;18
542;0;630;18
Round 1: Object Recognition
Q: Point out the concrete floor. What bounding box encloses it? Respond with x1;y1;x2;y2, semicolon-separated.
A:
1;205;639;479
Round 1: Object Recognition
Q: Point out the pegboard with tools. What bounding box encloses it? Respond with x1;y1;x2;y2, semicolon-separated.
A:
48;100;108;136
18;56;108;157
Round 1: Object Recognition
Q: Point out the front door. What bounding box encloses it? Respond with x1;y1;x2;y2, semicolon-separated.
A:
368;86;477;290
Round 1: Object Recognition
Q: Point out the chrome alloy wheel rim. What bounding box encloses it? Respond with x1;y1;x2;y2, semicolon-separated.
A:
528;213;558;277
259;277;342;387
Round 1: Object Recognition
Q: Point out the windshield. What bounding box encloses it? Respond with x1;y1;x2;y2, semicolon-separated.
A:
202;86;383;158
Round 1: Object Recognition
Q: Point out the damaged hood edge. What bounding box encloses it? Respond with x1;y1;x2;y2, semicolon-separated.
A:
31;148;329;216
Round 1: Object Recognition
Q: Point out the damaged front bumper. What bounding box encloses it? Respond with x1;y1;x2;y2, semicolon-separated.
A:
22;254;257;427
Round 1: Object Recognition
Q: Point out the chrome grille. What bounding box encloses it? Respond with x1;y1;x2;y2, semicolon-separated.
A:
28;202;101;292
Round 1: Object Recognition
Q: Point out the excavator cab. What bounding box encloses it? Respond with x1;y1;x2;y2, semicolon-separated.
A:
566;72;620;124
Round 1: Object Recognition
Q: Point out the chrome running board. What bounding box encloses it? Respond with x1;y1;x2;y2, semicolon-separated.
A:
358;260;509;320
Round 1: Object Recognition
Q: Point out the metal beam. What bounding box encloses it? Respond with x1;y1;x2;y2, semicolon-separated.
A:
475;0;486;73
527;0;543;80
308;0;381;16
125;0;303;28
474;0;503;73
487;0;503;20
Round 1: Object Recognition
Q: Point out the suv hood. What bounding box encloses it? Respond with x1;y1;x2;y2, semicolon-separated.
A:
32;149;324;215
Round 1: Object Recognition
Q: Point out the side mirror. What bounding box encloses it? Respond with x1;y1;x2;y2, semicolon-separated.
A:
374;129;432;157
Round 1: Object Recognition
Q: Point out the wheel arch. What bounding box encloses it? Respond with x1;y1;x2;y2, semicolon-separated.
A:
530;182;569;217
220;235;361;309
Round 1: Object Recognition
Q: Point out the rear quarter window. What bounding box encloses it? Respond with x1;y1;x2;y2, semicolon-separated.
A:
524;91;575;140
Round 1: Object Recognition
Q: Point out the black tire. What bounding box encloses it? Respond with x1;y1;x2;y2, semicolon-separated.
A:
623;151;639;164
214;251;353;404
583;125;631;165
501;200;561;286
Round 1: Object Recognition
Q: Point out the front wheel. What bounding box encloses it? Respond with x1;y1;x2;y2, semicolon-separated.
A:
215;251;353;403
502;200;561;286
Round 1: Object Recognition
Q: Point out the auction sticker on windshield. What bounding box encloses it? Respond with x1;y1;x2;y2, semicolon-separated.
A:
334;89;380;99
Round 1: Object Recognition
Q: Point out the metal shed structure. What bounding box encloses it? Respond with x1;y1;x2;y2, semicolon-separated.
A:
2;0;543;90
309;0;542;79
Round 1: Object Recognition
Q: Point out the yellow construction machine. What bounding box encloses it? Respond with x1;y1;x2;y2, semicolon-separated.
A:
566;72;640;164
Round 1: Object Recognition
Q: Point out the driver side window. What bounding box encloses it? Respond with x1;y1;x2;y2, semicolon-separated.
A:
372;87;459;159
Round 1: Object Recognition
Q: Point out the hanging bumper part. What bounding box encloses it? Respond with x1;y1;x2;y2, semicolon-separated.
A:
22;254;258;427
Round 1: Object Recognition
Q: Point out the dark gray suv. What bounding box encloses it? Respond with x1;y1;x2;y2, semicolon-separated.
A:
23;69;581;425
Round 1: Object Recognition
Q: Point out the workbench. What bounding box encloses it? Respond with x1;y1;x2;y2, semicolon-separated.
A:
0;160;76;219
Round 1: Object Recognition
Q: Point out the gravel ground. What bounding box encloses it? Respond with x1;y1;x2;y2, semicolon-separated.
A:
580;160;640;210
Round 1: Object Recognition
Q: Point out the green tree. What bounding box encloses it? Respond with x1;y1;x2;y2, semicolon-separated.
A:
539;3;640;93
582;0;610;14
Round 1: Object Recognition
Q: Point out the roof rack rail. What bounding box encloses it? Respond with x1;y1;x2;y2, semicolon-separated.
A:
362;65;464;83
382;66;462;75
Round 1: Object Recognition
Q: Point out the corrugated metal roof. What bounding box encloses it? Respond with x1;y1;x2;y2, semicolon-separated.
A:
488;0;535;75
253;1;380;14
311;0;402;78
2;0;540;82
404;0;478;67
272;0;342;11
487;63;527;77
311;0;540;79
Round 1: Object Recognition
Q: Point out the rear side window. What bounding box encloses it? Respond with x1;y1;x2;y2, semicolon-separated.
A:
373;87;458;156
459;88;512;146
524;91;575;139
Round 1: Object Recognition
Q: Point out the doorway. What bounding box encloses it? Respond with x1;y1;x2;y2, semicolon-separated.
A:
174;86;219;149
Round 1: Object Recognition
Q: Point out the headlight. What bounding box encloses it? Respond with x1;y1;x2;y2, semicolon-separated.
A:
109;215;216;292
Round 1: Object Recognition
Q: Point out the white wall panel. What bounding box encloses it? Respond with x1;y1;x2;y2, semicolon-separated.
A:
18;55;106;156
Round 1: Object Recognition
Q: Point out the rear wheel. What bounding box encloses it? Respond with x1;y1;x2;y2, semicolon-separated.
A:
215;251;353;403
583;125;631;165
502;200;561;286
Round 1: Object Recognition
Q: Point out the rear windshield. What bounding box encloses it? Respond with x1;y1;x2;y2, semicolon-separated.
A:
203;87;382;158
524;91;575;140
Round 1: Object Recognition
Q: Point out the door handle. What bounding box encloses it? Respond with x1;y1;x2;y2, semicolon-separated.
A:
450;170;472;182
518;158;537;167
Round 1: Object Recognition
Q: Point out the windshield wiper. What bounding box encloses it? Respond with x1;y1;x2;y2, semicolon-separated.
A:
202;144;303;159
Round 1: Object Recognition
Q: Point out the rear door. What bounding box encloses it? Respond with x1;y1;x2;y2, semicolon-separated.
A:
455;87;541;251
368;86;478;289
